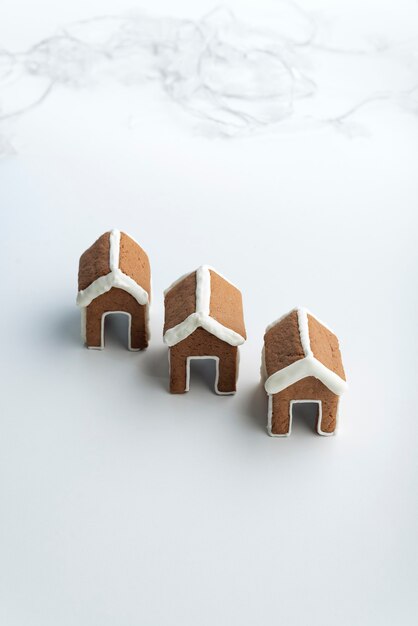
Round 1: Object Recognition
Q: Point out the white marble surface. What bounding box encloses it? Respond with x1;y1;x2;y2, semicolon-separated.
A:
1;1;418;625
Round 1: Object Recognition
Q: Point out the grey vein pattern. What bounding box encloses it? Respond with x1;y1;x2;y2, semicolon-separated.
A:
0;4;417;153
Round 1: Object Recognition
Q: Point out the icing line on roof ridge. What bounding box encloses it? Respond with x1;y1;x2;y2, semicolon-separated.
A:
163;312;246;347
264;306;337;336
109;229;121;272
263;355;347;396
297;308;312;357
164;264;240;296
76;269;149;308
196;265;211;315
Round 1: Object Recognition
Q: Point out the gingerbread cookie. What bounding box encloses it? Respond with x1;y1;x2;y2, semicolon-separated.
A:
163;265;246;394
262;308;347;436
77;229;151;350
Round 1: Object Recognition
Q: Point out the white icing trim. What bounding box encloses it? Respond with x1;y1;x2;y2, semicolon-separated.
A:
168;350;238;395
260;344;267;381
163;312;245;347
267;395;276;435
80;305;150;348
144;301;151;343
316;399;339;436
267;398;338;437
109;229;120;271
164;264;240;295
265;306;336;336
85;311;141;351
185;356;236;395
195;265;211;314
163;269;194;296
77;269;149;308
78;229;150;345
163;265;245;347
264;355;347;396
297;308;312;357
263;307;346;395
81;307;87;342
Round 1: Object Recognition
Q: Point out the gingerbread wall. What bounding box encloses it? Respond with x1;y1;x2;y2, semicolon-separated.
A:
85;287;148;350
270;377;339;435
169;327;238;394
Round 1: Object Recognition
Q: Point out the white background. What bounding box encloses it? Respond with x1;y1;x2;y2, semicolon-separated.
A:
1;1;418;625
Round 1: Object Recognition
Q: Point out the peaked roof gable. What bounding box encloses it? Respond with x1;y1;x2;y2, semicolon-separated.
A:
263;307;347;396
77;230;150;308
163;265;246;347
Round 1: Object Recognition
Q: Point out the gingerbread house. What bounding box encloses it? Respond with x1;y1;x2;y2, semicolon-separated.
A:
77;229;151;350
262;308;347;436
163;265;246;394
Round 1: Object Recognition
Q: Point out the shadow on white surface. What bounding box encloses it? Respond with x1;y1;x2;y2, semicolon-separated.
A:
102;313;131;350
291;401;319;434
46;306;80;347
140;345;168;391
0;3;417;624
241;382;267;434
50;307;133;350
188;358;219;394
241;387;332;436
2;2;418;152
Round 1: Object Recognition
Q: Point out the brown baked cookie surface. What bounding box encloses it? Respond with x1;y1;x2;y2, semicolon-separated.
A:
86;288;148;350
78;231;111;291
164;266;246;394
169;328;238;394
263;308;347;436
77;230;151;351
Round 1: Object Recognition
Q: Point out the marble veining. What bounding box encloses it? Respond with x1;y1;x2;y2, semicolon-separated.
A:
0;4;417;153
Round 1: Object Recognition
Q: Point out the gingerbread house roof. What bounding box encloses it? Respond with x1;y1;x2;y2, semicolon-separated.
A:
77;230;151;308
163;265;246;347
263;308;347;396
